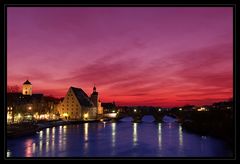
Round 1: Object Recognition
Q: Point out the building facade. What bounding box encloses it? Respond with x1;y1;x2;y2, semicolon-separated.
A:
22;80;32;95
58;87;97;120
7;80;60;124
90;85;103;115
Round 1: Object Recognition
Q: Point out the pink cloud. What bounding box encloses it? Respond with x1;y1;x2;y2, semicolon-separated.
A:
7;7;233;107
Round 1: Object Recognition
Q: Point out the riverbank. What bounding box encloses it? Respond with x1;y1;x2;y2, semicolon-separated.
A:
7;119;99;138
181;110;234;150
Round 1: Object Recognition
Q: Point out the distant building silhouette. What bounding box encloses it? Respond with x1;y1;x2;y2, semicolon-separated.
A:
101;102;117;113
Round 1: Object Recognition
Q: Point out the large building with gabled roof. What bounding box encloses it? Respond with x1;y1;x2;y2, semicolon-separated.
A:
57;86;98;120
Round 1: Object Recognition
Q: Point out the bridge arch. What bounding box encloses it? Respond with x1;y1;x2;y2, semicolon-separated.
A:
105;110;188;123
141;115;155;122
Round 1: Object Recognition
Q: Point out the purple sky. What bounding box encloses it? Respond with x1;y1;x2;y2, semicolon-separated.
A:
7;7;233;107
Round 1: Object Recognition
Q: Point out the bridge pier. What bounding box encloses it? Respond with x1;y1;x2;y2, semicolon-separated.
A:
153;117;163;123
152;113;165;123
132;114;143;123
110;118;118;122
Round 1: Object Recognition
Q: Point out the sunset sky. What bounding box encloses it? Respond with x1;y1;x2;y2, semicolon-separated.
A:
7;7;233;107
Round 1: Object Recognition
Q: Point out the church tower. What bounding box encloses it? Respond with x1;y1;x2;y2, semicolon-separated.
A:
90;84;98;107
22;80;32;95
90;84;103;114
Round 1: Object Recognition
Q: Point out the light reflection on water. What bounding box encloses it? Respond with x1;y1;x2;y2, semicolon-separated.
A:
158;123;162;150
133;123;138;146
84;123;89;154
111;123;116;147
24;139;33;157
7;150;11;157
179;125;183;148
7;116;233;157
51;127;55;154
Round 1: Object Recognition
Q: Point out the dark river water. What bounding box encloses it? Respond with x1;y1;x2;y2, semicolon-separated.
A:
7;116;233;157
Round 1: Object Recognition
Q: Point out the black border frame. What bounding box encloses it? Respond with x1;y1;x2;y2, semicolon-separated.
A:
1;0;239;160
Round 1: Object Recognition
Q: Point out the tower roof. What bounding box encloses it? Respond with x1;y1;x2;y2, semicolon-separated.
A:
23;80;31;85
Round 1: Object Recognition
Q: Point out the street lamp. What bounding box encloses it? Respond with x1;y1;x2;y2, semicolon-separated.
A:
28;106;32;111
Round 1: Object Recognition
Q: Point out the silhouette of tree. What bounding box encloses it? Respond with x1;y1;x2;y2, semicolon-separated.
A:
7;85;20;93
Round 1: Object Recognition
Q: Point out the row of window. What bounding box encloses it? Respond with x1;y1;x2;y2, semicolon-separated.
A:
62;104;78;107
62;108;78;111
64;112;78;115
67;93;73;98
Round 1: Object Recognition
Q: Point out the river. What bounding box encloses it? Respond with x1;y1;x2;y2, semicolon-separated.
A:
7;116;233;157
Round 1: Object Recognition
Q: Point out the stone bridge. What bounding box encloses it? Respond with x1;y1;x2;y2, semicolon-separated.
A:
106;109;196;123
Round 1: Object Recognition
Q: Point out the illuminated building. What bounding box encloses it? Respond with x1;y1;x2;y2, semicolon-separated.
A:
58;87;97;120
90;85;103;115
7;80;60;123
22;80;32;95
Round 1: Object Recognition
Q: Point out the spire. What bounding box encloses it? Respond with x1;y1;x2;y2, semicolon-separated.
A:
93;84;96;92
23;80;31;85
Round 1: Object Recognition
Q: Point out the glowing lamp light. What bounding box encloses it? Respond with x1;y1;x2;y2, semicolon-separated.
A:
158;108;161;112
112;110;115;113
197;107;206;112
33;113;39;119
39;114;45;119
107;113;117;118
179;108;182;111
63;113;68;117
7;115;12;119
84;113;89;119
134;109;137;112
